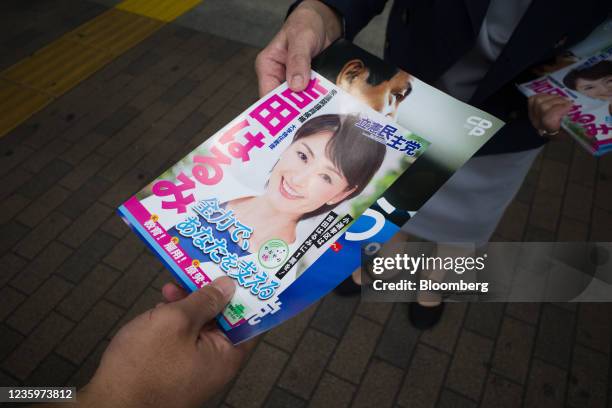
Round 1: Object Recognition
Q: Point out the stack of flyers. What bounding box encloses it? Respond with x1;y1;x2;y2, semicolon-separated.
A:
118;41;504;344
518;19;612;156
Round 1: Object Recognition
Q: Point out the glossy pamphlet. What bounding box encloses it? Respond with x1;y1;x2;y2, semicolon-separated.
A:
119;41;504;343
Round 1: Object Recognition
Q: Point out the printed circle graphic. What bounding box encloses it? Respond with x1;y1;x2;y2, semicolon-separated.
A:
258;238;289;269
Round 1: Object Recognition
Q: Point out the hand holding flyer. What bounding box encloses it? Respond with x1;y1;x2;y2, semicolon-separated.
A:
518;19;612;155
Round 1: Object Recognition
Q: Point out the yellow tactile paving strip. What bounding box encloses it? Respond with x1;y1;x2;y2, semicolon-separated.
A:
117;0;202;22
0;0;202;139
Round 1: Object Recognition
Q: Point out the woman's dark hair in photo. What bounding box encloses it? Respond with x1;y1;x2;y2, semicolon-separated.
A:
563;60;612;90
292;113;386;219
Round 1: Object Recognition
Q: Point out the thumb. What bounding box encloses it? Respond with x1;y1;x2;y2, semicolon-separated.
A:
177;277;236;331
285;30;316;91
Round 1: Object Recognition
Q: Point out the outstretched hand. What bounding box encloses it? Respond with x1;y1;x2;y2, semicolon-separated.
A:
78;277;254;408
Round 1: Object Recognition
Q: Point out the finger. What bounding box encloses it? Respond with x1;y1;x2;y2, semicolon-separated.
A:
541;102;573;132
175;276;236;331
162;282;189;303
285;29;317;91
255;35;287;97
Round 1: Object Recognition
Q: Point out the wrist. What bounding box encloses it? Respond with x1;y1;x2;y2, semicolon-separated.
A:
77;380;144;408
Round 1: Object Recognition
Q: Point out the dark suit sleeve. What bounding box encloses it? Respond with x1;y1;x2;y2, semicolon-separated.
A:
290;0;389;40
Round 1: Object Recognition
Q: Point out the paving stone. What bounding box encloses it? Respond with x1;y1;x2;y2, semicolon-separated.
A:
463;303;505;339
0;167;34;201
58;202;113;248
124;50;162;76
263;387;306;408
94;106;141;137
98;168;150;208
277;329;336;399
59;152;109;190
161;94;206;126
590;208;612;241
505;302;540;325
524;225;557;241
310;292;359;338
3;312;74;380
575;303;610;354
328;315;382;384
104;252;161;308
569;146;597;188
6;276;73;334
0;144;35;178
557;217;589;241
100;213;130;239
0;194;30;224
21;138;72;174
68;340;109;389
534;304;575;369
59;132;109;166
445;329;494;400
264;302;318;353
0;252;27;288
0;324;24;361
594;178;612;213
56;300;123;365
537;158;568;196
480;372;523;408
543;138;574;163
59;176;112;220
159;77;199;104
374;303;418;369
56;230;118;283
15;185;71;228
1;221;30;254
13;212;71;259
57;263;122;322
128;83;167;110
26;353;76;387
528;189;563;233
0;286;26;322
567;345;608;408
109;287;161;338
308;372;355;408
419;303;467;354
103;231;145;271
352;359;403;408
0;370;20;387
437;389;477;408
17;159;73;199
524;358;567;408
494;200;529;241
226;342;289;408
515;169;538;204
492;316;536;384
356;301;393;324
563;183;593;223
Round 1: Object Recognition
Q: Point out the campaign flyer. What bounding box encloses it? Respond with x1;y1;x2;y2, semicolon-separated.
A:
313;40;506;213
518;19;612;156
118;72;430;342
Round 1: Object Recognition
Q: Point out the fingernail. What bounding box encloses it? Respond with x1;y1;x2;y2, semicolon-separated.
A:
291;74;304;89
213;277;235;299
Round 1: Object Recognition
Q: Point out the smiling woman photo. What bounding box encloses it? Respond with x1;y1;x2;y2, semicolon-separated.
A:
222;113;386;252
563;60;612;114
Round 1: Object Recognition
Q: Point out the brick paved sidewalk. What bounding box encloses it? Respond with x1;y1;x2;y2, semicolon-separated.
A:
1;2;612;408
